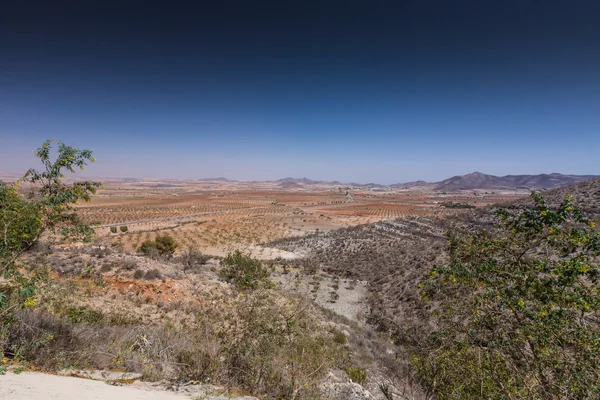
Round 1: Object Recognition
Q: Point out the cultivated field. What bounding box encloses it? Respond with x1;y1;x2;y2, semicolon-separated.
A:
75;179;525;256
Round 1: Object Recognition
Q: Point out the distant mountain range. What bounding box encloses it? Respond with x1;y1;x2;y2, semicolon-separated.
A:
271;172;598;191
5;172;593;191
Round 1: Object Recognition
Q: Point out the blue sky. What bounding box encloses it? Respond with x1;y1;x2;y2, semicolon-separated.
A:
1;1;599;184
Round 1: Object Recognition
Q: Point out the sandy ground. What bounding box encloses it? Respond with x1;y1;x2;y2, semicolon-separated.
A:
275;272;369;324
0;372;188;400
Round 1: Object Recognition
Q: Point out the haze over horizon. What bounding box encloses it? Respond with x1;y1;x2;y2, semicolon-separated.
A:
2;1;599;184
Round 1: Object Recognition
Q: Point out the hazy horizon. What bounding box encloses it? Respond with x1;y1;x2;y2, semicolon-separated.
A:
2;1;599;183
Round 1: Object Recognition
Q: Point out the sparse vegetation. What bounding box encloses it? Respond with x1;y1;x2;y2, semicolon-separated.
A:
5;140;598;399
440;201;475;209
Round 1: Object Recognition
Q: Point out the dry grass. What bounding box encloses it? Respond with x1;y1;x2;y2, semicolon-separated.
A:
3;251;357;399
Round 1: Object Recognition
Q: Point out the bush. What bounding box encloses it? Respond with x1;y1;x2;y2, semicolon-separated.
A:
110;226;117;234
333;331;347;345
144;268;162;280
177;246;210;274
133;269;145;279
345;366;368;385
138;236;178;258
411;192;600;399
219;250;271;290
66;306;103;325
119;226;128;233
138;240;159;258
154;235;178;257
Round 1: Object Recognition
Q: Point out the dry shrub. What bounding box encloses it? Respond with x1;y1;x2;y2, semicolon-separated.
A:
118;257;137;271
143;269;162;280
133;269;144;279
5;286;344;399
176;246;210;274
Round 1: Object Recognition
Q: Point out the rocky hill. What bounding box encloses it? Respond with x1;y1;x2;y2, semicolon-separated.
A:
510;176;600;213
434;171;515;191
431;171;597;191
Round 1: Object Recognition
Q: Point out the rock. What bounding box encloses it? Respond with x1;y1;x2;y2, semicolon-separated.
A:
320;382;372;400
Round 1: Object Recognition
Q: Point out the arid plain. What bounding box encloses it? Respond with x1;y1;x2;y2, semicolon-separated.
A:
77;178;526;257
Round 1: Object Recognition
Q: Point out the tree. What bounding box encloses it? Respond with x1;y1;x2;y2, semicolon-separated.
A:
220;250;271;290
411;192;600;399
1;140;100;270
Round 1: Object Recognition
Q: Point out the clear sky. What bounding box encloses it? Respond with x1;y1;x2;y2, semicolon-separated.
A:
1;1;599;184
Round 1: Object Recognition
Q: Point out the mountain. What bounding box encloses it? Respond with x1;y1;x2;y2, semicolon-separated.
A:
500;173;598;189
196;177;233;182
278;181;304;189
434;172;517;191
406;172;599;191
275;177;324;185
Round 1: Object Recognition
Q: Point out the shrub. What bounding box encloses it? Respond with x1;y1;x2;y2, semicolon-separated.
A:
144;268;162;280
122;257;138;270
177;246;210;274
66;306;103;325
411;192;600;399
333;331;347;345
110;226;117;234
219;250;271;290
119;226;128;233
138;240;159;258
133;269;145;279
345;365;368;385
155;235;178;257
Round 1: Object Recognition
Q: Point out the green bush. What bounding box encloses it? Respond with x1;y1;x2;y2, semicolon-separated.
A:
219;250;271;290
119;226;128;233
154;235;178;257
138;235;178;258
411;192;600;399
345;366;368;385
110;226;117;234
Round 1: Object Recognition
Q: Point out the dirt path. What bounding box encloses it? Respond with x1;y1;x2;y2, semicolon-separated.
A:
0;372;188;400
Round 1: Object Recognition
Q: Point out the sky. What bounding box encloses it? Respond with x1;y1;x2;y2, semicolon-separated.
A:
1;0;599;184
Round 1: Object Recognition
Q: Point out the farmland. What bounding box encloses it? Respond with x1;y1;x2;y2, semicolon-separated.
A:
75;179;525;256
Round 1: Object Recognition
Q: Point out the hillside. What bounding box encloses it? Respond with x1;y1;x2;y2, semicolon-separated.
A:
267;177;600;333
510;176;600;213
431;171;597;191
501;173;598;189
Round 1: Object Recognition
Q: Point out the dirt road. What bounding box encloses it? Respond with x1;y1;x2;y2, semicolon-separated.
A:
0;372;187;400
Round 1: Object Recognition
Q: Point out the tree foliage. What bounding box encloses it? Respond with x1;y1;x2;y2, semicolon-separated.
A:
1;140;100;270
411;192;600;399
0;182;43;265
